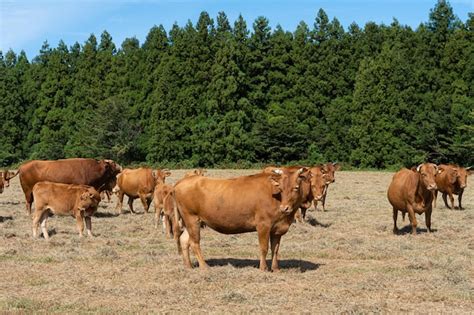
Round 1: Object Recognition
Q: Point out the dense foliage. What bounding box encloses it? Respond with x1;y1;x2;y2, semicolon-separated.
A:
1;1;472;168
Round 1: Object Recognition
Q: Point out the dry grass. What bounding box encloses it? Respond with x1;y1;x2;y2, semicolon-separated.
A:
0;170;473;313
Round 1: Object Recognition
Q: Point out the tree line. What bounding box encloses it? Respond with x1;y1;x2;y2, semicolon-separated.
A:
0;0;472;169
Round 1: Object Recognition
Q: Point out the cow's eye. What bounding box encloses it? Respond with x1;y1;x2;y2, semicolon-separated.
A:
293;186;299;191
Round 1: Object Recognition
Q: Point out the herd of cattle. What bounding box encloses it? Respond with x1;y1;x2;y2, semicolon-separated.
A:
0;158;471;271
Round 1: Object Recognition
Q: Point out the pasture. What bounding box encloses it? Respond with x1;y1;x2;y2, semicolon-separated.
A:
0;170;473;313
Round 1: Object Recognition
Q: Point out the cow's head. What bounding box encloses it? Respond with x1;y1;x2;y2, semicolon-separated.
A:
79;187;101;214
438;165;458;185
323;162;340;184
269;167;310;214
102;159;122;175
416;163;438;191
309;166;327;202
455;166;472;189
153;169;171;184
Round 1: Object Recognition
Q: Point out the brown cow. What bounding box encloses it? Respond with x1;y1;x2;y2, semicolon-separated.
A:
100;174;118;203
32;182;101;239
263;166;325;222
173;168;309;271
387;163;438;235
157;186;176;238
314;162;340;211
434;164;472;210
17;158;121;214
184;169;207;177
116;168;170;214
0;170;16;193
0;171;5;193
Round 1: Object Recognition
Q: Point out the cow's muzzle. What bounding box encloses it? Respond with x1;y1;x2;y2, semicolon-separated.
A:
279;205;291;213
427;184;437;191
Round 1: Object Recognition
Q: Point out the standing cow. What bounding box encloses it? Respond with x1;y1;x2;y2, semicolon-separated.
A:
0;170;16;193
387;163;438;235
32;182;101;239
314;162;340;211
16;159;121;214
115;168;169;214
173;168;310;271
434;164;472;210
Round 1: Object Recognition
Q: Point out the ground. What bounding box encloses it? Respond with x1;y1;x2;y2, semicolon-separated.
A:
0;170;473;313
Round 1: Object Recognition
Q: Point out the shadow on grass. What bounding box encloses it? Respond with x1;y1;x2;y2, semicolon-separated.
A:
206;258;322;272
395;225;437;235
306;217;332;228
0;215;13;222
0;201;21;205
94;212;120;218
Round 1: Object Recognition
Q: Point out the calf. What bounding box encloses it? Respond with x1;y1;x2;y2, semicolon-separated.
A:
154;181;174;234
387;163;438;234
434;164;472;210
314;162;340;211
32;182;101;239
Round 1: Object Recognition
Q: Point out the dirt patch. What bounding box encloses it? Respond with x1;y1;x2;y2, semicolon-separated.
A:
0;170;472;312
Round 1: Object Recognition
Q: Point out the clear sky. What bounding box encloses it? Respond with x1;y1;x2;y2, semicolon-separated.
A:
1;0;472;60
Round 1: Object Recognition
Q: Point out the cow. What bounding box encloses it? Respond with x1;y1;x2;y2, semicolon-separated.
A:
156;186;177;238
387;163;438;235
151;170;174;229
263;166;325;222
314;162;340;211
434;164;472;210
16;158;121;215
173;167;310;271
184;169;207;177
32;182;101;239
99;174;118;203
0;171;5;193
115;168;170;214
0;170;16;193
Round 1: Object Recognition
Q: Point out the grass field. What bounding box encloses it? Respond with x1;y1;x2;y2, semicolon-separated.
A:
0;170;473;313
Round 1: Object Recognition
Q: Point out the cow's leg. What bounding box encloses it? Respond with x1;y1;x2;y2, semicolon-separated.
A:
115;191;125;214
442;193;450;209
75;213;85;237
433;190;438;208
256;224;270;271
425;207;432;233
448;192;455;210
301;207;308;221
458;190;464;210
321;191;327;212
32;210;43;238
179;228;192;268
313;200;319;211
407;205;417;235
25;191;33;215
392;207;398;234
106;191;112;203
85;216;93;237
270;233;282;272
186;218;208;269
40;211;49;240
138;193;149;213
128;196;137;214
163;215;172;238
295;209;303;223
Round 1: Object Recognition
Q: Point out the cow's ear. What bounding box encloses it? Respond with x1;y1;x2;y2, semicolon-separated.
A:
297;167;310;181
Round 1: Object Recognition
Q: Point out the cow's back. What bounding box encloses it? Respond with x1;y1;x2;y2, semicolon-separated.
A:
387;169;418;210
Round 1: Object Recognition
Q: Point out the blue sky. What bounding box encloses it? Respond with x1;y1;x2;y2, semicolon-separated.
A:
1;0;472;60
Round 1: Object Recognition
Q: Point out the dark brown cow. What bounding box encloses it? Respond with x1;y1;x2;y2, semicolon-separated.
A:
314;162;340;211
173;168;309;271
116;168;170;214
32;182;101;239
387;163;438;235
17;159;121;214
434;164;472;210
99;174;118;203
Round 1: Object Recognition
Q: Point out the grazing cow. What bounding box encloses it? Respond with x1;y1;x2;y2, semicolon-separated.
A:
314;162;340;211
387;163;438;235
17;158;121;214
184;169;207;177
434;164;472;210
116;168;170;214
173;168;310;271
32;182;101;239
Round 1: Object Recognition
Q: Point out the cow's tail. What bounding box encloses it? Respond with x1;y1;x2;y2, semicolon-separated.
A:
170;190;183;254
7;169;20;180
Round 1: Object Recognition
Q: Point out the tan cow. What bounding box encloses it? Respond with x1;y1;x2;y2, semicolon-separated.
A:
16;158;121;214
173;168;309;271
152;170;174;229
314;162;340;211
434;164;472;210
116;168;169;214
32;182;101;239
387;163;438;235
